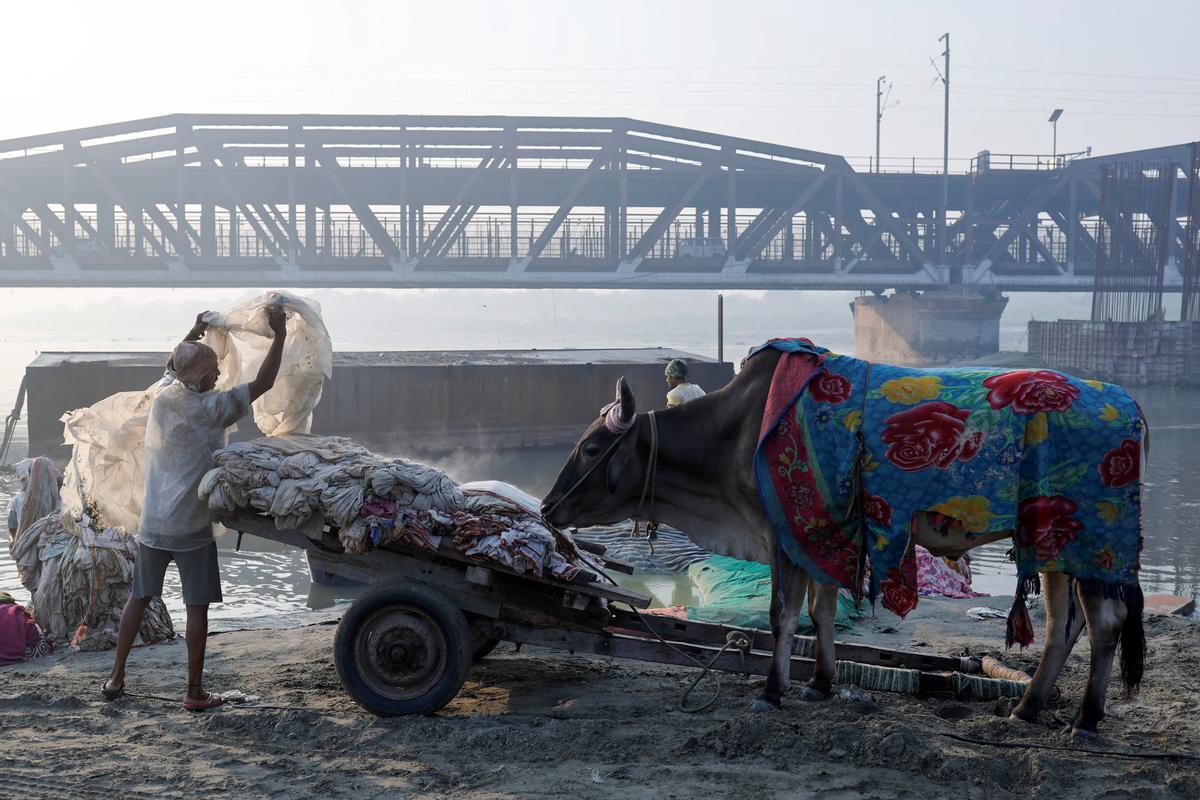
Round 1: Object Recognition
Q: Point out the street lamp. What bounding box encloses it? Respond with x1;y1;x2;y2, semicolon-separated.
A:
1048;108;1063;165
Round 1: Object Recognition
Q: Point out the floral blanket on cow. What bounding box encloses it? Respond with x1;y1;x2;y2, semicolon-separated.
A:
751;338;1144;646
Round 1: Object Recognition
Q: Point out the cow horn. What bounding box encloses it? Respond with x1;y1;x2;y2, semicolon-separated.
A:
615;376;636;422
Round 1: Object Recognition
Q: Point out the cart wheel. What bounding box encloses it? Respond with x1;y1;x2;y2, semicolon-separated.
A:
334;584;472;716
470;620;502;662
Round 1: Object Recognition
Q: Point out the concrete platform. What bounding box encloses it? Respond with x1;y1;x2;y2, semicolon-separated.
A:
26;348;733;457
1145;593;1196;617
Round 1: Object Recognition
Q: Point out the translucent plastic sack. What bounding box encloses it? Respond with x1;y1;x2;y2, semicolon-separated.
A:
61;387;162;532
60;290;332;532
204;290;332;437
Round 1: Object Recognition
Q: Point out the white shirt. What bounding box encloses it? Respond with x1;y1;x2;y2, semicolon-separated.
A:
138;380;252;551
666;382;706;407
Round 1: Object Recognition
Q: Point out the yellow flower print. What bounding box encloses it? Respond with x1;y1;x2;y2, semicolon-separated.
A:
880;375;943;404
931;495;993;533
1024;412;1049;446
1099;404;1119;422
843;410;863;431
1084;379;1105;391
1096;500;1120;525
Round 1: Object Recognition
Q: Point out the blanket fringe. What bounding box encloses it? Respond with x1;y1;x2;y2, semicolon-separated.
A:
1006;574;1040;649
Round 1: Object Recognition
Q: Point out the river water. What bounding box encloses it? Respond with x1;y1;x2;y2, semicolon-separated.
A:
0;288;1196;623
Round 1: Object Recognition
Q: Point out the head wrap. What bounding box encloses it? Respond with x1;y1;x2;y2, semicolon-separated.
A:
665;359;689;380
168;341;219;390
15;458;32;488
14;456;61;540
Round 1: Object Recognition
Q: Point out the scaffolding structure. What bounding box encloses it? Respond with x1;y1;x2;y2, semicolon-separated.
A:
1182;143;1200;322
1090;161;1175;322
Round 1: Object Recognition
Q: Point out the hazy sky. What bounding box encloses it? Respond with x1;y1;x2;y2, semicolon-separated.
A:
4;1;1198;164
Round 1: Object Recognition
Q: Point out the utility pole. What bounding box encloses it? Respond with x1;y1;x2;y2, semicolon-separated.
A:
937;32;950;266
875;75;885;173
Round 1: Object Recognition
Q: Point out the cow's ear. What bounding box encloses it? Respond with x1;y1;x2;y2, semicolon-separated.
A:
606;436;634;494
615;376;636;422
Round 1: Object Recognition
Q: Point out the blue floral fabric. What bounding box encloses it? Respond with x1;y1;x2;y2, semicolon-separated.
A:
753;340;1145;631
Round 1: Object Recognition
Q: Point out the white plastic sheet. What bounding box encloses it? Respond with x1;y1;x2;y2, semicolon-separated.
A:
60;290;332;532
204;290;332;437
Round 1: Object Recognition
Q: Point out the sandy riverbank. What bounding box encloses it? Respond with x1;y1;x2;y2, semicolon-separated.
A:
2;595;1198;800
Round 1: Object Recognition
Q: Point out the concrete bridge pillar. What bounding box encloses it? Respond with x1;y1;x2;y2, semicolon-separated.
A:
851;289;1009;365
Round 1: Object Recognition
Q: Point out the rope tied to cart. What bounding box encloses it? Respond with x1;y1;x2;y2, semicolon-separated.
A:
626;605;753;713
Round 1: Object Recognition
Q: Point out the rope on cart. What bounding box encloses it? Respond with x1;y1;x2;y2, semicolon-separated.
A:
627;606;751;713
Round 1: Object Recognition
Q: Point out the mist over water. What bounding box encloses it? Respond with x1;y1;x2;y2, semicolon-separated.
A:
1;287;1195;621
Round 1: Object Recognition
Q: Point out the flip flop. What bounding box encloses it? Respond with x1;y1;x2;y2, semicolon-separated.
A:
101;680;125;701
183;691;226;712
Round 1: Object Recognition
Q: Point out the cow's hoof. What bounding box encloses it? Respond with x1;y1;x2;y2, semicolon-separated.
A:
750;697;780;713
800;685;830;702
1008;703;1038;724
1071;726;1099;742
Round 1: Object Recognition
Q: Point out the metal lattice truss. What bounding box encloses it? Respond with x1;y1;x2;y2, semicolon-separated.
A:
0;114;1194;291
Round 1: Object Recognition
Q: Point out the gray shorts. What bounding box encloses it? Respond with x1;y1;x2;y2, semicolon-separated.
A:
132;542;223;605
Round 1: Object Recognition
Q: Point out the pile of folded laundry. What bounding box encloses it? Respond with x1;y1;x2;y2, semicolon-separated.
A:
199;434;600;583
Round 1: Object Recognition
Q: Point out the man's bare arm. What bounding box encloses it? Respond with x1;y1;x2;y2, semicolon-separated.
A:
183;312;209;343
248;307;288;402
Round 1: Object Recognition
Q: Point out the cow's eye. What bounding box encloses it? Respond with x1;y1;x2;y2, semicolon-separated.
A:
582;443;603;458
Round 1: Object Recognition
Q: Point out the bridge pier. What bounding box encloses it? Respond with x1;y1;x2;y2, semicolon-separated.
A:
851;289;1009;365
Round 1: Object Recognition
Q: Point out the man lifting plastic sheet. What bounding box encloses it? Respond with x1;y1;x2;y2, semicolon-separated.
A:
102;305;287;711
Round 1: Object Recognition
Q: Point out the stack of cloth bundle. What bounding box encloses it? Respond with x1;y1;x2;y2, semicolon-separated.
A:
200;435;600;584
8;456;174;651
14;511;175;650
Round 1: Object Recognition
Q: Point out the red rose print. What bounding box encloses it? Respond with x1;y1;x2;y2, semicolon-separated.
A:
880;401;985;472
808;369;852;405
863;492;893;527
1098;438;1140;488
1017;495;1083;562
982;370;1079;414
880;566;918;617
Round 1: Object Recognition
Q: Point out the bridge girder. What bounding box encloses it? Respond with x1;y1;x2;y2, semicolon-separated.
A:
0;114;1192;292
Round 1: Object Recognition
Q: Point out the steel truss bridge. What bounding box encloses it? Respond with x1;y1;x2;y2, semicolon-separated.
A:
0;114;1193;291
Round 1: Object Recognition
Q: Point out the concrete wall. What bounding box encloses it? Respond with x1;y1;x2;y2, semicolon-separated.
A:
26;349;733;457
853;290;1009;364
1028;320;1200;385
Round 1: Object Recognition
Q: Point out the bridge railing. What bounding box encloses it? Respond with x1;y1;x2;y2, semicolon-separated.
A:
847;156;974;175
4;207;936;266
970;149;1091;174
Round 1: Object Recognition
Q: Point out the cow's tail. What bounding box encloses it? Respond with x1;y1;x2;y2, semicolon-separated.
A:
1079;578;1146;696
1119;582;1146;697
1124;399;1148;697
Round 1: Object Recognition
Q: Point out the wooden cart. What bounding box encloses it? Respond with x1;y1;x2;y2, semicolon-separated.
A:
220;512;992;716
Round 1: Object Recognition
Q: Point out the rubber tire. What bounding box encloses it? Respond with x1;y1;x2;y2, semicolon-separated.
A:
334;583;472;716
470;621;502;663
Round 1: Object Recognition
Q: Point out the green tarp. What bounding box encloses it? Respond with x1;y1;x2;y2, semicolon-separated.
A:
685;555;862;633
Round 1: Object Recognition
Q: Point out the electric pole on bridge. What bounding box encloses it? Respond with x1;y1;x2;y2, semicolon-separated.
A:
875;76;896;173
936;32;950;268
